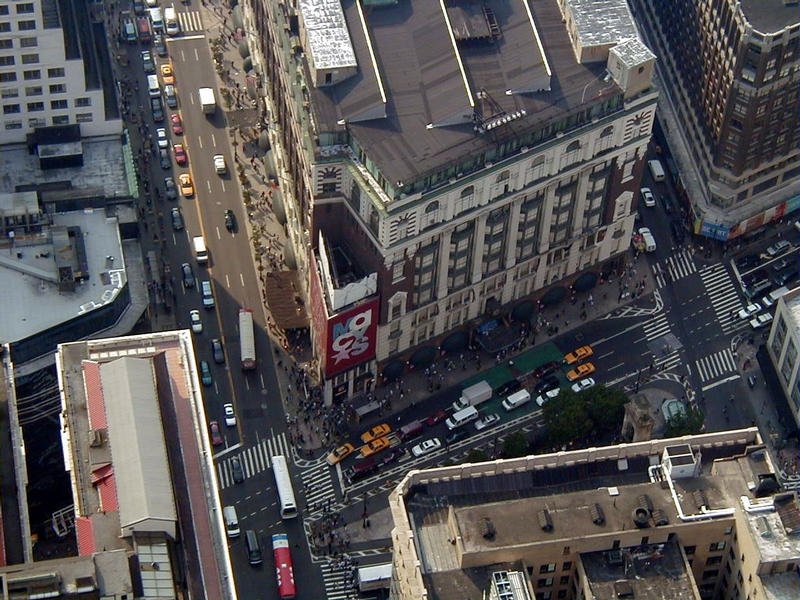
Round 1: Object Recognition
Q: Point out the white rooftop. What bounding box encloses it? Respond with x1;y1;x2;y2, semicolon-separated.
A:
0;209;126;343
564;0;638;47
298;0;358;70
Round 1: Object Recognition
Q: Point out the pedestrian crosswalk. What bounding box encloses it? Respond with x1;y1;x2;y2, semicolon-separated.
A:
694;349;737;383
699;264;744;333
177;11;202;32
300;464;337;513
320;560;359;600
663;249;697;282
643;311;670;341
216;432;289;489
656;349;682;372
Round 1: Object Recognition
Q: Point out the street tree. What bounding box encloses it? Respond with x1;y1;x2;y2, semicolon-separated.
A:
664;405;705;437
585;386;628;433
542;389;593;446
501;432;530;458
465;449;490;463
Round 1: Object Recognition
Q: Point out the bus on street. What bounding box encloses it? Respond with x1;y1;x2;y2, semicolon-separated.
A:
271;533;296;599
271;455;298;519
239;308;256;370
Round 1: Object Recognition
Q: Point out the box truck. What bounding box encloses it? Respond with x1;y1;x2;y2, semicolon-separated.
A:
198;87;216;114
451;380;492;412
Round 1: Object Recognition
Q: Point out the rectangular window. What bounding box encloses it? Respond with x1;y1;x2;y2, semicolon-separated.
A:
50;99;68;110
16;3;35;13
709;542;726;552
540;564;556;574
5;120;23;129
559;576;569;585
562;561;572;571
75;112;93;123
0;55;13;66
26;102;43;111
49;83;66;94
47;67;65;78
0;39;12;49
0;6;8;15
18;20;36;31
25;85;42;96
21;53;38;64
23;69;40;80
19;37;37;48
0;87;18;98
3;103;21;114
75;97;91;107
52;115;69;124
0;71;17;82
0;23;10;33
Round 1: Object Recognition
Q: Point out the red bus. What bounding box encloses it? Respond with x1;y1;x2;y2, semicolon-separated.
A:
271;533;296;599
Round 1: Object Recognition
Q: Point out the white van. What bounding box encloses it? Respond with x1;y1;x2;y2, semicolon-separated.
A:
192;236;208;263
223;506;240;538
761;285;792;308
648;159;665;182
445;406;479;430
147;74;160;97
638;227;657;253
164;6;180;36
502;389;531;412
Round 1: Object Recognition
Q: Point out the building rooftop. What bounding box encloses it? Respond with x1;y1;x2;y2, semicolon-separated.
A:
740;0;800;35
0;208;127;345
566;0;638;47
312;0;626;185
299;0;357;70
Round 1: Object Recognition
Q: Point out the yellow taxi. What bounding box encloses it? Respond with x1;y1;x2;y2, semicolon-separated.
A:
566;362;596;381
178;173;194;197
326;443;354;466
360;437;390;458
160;63;175;84
360;423;391;444
564;345;593;365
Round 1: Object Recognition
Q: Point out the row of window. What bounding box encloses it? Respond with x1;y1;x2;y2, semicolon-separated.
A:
0;19;35;32
0;3;34;16
1;83;78;98
4;112;94;129
0;65;65;82
0;35;36;49
0;52;39;65
2;97;85;113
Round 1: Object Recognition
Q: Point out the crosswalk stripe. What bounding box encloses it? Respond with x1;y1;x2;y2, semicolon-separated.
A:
699;265;744;334
177;11;203;32
216;434;288;490
695;349;737;383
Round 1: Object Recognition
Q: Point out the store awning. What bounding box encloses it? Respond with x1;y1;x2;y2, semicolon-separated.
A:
440;331;468;353
382;360;405;381
510;300;536;323
571;271;598;293
539;286;567;307
263;270;308;328
238;41;250;59
410;346;436;369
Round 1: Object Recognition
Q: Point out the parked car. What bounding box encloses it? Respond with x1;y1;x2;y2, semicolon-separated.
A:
153;33;167;56
170;206;183;230
164;176;177;199
178;173;194;197
534;375;560;394
743;269;769;287
532;361;560;378
173;143;187;165
411;438;442;457
535;387;561;407
445;428;470;445
566;362;596;381
381;447;405;466
159;148;170;169
424;410;448;427
209;421;223;446
474;413;500;432
735;254;761;271
199;360;212;386
361;423;391;443
230;456;244;483
563;345;593;365
326;443;355;466
141;50;155;72
772;266;798;287
156;127;169;148
360;437;390;458
150;96;164;121
224;209;236;232
214;154;227;174
223;403;236;427
765;239;791;257
189;309;202;333
496;378;522;396
164;84;177;108
170;112;183;134
771;257;793;273
571;377;596;393
211;338;225;364
160;62;175;84
181;262;195;287
737;304;761;319
749;313;773;329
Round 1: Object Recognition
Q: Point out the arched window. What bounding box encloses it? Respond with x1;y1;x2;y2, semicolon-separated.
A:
566;140;581;152
495;170;510;183
460;186;474;198
425;201;439;213
601;126;613;137
421;201;440;229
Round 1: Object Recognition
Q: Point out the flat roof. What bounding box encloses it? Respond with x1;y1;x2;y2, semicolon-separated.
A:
313;0;621;185
0;209;127;343
740;0;800;35
566;0;638;47
298;0;357;70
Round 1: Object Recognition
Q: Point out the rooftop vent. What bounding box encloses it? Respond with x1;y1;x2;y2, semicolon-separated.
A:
481;517;496;540
756;516;773;538
538;509;553;532
605;550;624;566
637;494;654;514
632;507;650;529
692;490;709;510
590;503;605;526
652;508;669;526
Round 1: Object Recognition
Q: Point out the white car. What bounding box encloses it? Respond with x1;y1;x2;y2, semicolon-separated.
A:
189;309;202;334
213;154;227;175
571;377;596;393
474;413;500;432
765;240;790;257
411;438;442;457
223;403;236;427
640;187;655;207
156;127;169;148
737;304;761;320
750;313;773;329
535;388;561;407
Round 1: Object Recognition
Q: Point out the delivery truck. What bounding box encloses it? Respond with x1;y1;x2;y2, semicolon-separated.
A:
192;236;208;263
199;87;216;115
451;380;493;412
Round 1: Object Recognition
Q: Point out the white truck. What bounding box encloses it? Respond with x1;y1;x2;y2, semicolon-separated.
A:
357;563;392;593
198;87;216;115
192;236;208;263
451;380;493;412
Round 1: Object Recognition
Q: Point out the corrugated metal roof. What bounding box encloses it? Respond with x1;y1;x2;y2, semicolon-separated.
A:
82;360;107;430
75;517;95;556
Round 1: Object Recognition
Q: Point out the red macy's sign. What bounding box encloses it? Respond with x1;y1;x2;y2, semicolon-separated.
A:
325;298;378;377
